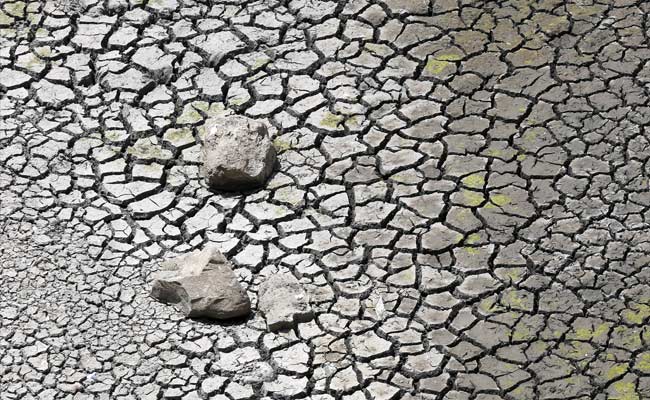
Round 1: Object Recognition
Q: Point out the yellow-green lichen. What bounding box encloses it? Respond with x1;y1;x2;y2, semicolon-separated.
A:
205;102;226;117
4;1;25;17
462;174;485;188
454;208;471;221
523;129;539;143
498;268;522;282
607;364;629;380
531;340;550;353
228;97;248;106
197;125;207;140
537;15;568;32
26;11;40;25
273;138;293;152
104;130;128;142
609;381;639;400
490;193;512;207
0;11;13;25
478;296;504;315
127;139;166;159
425;53;462;75
573;323;610;341
634;353;650;372
253;57;271;69
463;190;485;207
622;303;650;325
22;53;45;71
558;341;592;360
177;102;209;124
365;43;388;53
613;326;642;349
178;108;201;124
0;28;15;38
34;46;52;57
35;27;48;38
475;15;495;32
163;127;194;146
466;233;481;244
320;112;344;128
511;325;532;341
567;4;604;18
503;290;531;311
487;148;502;157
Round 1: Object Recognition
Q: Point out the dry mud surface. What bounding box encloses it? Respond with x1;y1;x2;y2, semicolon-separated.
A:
2;1;650;399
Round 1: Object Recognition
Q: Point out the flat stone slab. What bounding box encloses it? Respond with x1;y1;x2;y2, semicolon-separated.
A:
150;247;251;319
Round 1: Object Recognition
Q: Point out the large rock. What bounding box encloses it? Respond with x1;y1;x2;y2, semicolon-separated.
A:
202;115;276;191
150;247;251;319
258;272;313;331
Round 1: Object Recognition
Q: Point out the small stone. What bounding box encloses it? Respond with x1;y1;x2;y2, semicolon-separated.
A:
150;246;251;319
202;115;277;191
258;272;313;331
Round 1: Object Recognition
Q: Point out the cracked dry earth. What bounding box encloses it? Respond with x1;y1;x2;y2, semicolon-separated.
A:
3;0;650;399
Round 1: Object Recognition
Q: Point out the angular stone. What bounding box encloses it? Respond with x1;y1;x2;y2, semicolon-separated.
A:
202;115;277;191
258;272;313;331
150;246;251;319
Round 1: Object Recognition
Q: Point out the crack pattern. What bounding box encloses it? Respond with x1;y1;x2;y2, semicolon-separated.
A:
2;0;650;399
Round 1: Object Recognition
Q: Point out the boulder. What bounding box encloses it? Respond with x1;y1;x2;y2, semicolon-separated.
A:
258;272;313;331
150;247;251;319
202;115;276;191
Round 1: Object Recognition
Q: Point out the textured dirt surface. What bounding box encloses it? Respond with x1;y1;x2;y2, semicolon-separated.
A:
2;0;650;399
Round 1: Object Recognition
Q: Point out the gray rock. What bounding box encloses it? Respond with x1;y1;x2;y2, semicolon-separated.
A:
202;115;276;191
150;247;251;319
258;272;313;331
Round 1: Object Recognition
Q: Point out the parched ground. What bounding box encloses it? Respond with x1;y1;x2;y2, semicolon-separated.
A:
2;0;650;399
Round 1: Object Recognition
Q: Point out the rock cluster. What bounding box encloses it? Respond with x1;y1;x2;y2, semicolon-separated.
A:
150;247;313;331
150;247;251;319
201;115;277;191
